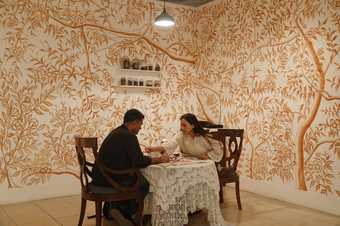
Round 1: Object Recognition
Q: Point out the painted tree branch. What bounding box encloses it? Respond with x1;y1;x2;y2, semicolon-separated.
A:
194;81;224;122
320;92;340;101
300;70;340;102
219;35;299;79
304;139;339;164
80;25;91;76
195;92;214;123
167;42;196;58
244;110;255;178
49;15;196;64
324;52;336;75
22;170;79;181
0;138;12;187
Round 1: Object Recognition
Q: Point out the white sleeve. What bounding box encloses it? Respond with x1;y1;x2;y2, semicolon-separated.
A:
161;134;180;155
206;138;223;162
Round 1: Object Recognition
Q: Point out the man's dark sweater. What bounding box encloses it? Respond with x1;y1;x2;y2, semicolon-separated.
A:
92;125;152;186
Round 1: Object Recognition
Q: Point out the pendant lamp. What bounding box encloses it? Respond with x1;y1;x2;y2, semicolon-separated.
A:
154;0;175;27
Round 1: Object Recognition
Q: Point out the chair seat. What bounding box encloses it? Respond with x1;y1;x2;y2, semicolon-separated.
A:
84;183;139;202
218;167;237;178
218;168;239;184
87;183;119;194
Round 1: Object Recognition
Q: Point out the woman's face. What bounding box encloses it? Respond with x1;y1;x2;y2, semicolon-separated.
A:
180;118;194;134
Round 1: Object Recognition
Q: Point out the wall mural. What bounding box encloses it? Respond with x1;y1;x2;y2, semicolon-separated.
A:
0;0;339;205
193;0;340;195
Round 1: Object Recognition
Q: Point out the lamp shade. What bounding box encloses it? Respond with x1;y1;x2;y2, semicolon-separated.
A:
154;8;175;27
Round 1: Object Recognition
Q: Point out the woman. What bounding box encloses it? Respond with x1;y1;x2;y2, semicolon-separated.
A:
146;113;223;162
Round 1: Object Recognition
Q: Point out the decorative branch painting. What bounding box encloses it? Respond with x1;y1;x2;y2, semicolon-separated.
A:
0;0;339;204
193;0;339;194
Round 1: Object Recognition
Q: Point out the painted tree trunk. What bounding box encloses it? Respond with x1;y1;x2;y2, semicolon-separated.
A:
295;18;326;191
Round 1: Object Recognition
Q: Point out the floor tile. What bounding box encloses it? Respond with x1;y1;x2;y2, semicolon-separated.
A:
0;206;16;226
1;189;339;226
1;202;58;225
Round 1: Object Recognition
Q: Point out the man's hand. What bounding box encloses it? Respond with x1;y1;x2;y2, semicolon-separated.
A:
150;150;170;164
144;147;153;153
145;146;165;153
160;152;170;163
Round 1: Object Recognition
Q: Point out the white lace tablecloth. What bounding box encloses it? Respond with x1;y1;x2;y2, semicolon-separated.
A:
141;159;229;226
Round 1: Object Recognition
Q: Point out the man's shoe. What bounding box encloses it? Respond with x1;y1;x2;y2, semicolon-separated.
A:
188;209;202;216
103;202;113;220
142;214;151;226
110;208;135;226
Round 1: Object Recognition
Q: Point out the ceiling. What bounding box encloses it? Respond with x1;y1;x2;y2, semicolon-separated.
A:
157;0;216;8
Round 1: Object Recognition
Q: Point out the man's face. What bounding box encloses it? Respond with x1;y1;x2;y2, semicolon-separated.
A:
130;119;143;135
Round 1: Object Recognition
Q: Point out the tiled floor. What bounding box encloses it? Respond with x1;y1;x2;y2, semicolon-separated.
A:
1;186;339;226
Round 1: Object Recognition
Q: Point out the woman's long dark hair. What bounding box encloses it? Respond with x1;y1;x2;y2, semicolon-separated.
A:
180;113;206;136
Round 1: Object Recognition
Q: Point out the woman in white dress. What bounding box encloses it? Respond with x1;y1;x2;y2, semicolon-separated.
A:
146;113;223;162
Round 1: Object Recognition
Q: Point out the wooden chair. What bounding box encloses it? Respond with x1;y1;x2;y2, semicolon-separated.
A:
198;120;223;129
74;136;145;226
206;129;244;210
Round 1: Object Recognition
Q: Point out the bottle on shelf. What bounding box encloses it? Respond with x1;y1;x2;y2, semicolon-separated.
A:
120;77;126;85
122;58;130;69
132;59;140;70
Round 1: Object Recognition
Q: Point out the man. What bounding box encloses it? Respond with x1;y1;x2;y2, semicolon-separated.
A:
92;108;169;226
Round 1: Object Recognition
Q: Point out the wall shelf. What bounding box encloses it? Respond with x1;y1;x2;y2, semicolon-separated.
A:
115;68;161;89
113;84;160;90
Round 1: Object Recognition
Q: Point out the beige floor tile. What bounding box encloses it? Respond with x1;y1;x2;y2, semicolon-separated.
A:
261;207;340;226
34;195;96;218
223;186;259;201
2;202;58;225
16;215;60;226
57;214;93;226
0;206;16;226
221;204;267;224
236;214;282;226
2;191;339;226
34;196;81;218
57;214;119;226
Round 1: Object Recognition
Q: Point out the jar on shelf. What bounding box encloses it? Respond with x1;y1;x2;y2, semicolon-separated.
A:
146;80;153;87
153;80;161;87
122;59;130;69
132;59;140;69
127;77;133;86
155;64;160;71
120;77;126;85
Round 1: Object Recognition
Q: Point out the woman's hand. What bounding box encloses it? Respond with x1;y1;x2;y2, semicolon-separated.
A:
197;152;209;160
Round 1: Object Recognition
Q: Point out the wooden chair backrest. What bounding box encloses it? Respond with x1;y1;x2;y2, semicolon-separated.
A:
74;137;98;193
207;129;244;170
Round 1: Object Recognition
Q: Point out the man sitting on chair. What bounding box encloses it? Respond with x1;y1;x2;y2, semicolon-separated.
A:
91;108;169;225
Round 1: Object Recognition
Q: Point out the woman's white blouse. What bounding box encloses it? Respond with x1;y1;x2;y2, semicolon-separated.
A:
162;133;223;162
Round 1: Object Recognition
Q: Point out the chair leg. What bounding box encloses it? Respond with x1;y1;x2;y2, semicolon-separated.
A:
78;198;87;226
135;197;145;226
235;178;242;210
219;182;224;203
95;201;102;226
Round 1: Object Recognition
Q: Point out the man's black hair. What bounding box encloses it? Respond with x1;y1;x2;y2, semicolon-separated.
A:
123;109;144;123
